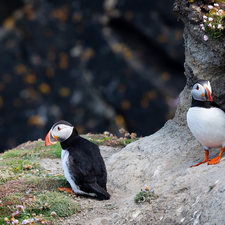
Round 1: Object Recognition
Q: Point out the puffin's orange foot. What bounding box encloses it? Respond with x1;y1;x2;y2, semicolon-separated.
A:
207;156;221;165
59;187;74;194
191;160;207;167
191;149;209;168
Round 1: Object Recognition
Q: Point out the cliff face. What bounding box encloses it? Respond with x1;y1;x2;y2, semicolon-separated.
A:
100;1;225;224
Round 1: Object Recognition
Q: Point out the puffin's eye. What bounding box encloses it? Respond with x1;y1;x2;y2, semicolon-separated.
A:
58;127;61;131
196;85;199;90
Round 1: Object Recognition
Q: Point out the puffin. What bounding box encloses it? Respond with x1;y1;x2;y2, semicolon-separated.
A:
187;79;225;167
45;120;110;200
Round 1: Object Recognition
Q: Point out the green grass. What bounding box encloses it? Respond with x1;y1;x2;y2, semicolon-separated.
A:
0;191;81;223
0;135;140;224
1;149;25;158
1;141;61;160
37;191;81;217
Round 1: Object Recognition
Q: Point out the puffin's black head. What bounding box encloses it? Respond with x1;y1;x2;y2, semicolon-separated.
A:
191;79;213;102
45;120;76;146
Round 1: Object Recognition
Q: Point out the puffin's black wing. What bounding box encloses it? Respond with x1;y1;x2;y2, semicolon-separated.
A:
212;101;225;113
67;137;110;200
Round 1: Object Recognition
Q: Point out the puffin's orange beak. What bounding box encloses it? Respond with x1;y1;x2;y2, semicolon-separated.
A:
205;87;213;102
45;129;58;146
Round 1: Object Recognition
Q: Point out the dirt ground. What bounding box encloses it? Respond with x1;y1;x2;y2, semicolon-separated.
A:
39;146;129;225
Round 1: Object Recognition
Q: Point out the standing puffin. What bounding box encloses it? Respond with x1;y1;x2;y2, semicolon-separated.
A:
45;120;110;200
187;79;225;167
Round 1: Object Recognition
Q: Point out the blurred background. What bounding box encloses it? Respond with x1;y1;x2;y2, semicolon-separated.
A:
0;0;185;152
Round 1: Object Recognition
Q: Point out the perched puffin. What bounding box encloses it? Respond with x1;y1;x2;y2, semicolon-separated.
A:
187;79;225;167
45;120;110;200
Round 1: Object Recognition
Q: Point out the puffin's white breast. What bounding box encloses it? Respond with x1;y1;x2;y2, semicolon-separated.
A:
61;149;81;192
187;107;225;149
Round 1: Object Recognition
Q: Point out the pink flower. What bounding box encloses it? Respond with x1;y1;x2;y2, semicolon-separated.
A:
17;205;24;210
214;3;219;7
208;23;212;27
22;219;34;224
212;25;215;29
208;17;213;22
201;27;205;31
203;19;206;23
200;24;204;27
208;5;213;9
4;218;9;222
218;24;222;29
12;220;19;225
203;15;207;19
204;35;208;41
216;12;220;16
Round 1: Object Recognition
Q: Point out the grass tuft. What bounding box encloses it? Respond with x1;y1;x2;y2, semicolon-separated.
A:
134;189;159;204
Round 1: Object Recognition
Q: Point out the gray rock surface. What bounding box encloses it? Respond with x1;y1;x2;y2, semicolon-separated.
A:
106;121;225;224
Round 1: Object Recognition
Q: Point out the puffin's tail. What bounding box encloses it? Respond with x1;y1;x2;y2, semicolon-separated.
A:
89;183;110;200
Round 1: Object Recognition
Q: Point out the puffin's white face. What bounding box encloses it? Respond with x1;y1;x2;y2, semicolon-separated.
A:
191;80;213;102
51;124;74;142
45;121;74;146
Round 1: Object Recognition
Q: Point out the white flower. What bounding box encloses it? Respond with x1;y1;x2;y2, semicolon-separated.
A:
200;24;204;27
204;19;207;23
218;24;222;29
208;5;213;9
208;17;213;22
203;15;207;19
51;211;57;216
208;23;212;27
216;12;220;16
214;3;219;7
219;9;223;13
212;25;215;29
204;35;208;41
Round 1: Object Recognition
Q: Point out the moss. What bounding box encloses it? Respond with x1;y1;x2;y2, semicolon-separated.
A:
134;189;159;204
25;177;70;191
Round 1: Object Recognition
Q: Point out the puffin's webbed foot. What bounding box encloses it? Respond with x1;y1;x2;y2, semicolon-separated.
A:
207;147;225;165
59;187;74;194
207;156;221;165
191;160;208;167
191;149;209;167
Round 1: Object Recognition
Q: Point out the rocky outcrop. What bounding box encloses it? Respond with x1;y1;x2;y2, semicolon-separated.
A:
91;1;225;224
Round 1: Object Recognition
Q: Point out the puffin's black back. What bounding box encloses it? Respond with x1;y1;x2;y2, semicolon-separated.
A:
61;128;110;200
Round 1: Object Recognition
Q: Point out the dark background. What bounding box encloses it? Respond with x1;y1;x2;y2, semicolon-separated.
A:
0;0;185;152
